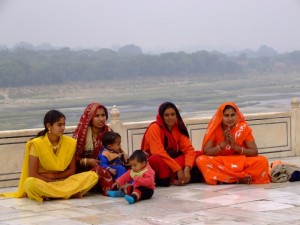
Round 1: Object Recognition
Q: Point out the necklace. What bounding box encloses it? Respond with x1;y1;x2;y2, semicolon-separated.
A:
53;144;59;153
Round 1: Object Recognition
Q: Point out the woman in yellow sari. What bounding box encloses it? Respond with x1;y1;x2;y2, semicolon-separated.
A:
1;110;98;202
196;102;270;185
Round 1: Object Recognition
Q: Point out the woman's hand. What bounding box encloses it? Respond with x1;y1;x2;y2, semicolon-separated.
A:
87;158;100;168
183;166;191;184
224;129;240;153
175;169;185;185
227;135;240;153
111;181;120;190
108;168;117;176
223;127;231;143
123;153;129;162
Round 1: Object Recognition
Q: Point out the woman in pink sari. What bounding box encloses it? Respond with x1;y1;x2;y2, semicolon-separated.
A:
73;103;114;195
196;102;270;185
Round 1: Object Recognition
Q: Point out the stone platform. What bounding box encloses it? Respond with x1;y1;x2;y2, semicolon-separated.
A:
1;157;300;225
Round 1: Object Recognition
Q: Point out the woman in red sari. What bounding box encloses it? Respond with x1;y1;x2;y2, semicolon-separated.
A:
196;102;270;185
73;103;114;195
141;102;201;187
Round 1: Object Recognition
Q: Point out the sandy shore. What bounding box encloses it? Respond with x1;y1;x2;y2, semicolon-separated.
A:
0;74;299;131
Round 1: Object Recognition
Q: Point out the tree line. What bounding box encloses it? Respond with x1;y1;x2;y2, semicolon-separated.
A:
0;44;300;87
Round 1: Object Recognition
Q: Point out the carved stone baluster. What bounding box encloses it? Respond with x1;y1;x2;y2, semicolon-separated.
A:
110;105;127;154
291;97;300;155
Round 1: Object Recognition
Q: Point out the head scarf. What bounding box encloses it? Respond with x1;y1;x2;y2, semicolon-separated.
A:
141;102;189;152
202;102;250;150
73;103;109;159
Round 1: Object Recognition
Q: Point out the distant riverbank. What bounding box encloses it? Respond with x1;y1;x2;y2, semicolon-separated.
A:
0;74;299;131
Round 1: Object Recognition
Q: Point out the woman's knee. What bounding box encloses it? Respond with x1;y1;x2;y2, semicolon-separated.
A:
23;177;37;192
195;155;208;168
148;154;163;164
257;155;269;167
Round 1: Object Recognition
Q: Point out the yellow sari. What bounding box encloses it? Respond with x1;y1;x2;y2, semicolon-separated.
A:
1;134;98;202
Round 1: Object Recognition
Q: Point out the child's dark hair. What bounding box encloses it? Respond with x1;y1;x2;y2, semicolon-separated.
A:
128;150;147;163
36;110;65;137
102;131;121;147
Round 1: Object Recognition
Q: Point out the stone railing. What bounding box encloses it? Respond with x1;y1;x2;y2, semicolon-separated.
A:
0;98;299;188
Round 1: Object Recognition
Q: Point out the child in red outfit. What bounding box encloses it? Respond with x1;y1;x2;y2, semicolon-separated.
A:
107;150;155;204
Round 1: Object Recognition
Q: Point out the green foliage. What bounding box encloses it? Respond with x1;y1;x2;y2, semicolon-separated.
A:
0;47;299;87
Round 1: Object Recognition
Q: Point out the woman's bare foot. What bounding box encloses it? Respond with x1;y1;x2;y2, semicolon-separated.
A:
71;191;83;198
42;196;50;201
172;180;185;186
237;175;252;184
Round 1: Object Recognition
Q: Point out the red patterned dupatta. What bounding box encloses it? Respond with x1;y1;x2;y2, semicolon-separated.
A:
141;102;189;156
201;102;251;154
73;103;109;160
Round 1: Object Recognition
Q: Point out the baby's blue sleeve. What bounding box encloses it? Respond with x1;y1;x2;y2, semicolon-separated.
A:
98;153;110;169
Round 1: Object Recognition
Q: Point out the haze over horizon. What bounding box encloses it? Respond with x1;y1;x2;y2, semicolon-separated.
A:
0;0;300;54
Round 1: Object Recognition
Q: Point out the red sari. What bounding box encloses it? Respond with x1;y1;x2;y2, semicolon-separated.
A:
73;103;114;194
196;102;270;185
141;102;198;186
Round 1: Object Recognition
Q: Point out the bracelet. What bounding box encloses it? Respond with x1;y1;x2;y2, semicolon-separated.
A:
217;144;221;151
240;147;244;154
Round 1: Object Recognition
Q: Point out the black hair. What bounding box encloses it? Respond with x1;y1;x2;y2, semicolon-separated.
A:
99;105;109;120
36;110;65;137
102;131;121;147
159;102;189;138
223;105;236;113
128;150;147;163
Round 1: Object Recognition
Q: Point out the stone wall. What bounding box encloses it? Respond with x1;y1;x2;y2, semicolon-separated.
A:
0;98;299;188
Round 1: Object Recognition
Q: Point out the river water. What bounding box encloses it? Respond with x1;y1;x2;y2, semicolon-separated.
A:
0;75;299;131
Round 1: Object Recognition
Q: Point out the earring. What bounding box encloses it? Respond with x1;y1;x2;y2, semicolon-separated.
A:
48;129;51;134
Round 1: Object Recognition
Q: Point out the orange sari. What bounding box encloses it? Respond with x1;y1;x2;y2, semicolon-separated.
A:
196;102;270;184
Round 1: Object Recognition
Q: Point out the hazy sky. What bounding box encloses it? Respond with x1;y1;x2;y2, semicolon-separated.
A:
0;0;300;53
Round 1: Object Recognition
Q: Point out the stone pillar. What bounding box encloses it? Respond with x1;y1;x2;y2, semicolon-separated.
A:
176;104;181;113
291;97;300;155
110;105;127;153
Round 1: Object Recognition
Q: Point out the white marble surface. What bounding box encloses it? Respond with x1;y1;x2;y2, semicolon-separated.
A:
1;157;300;225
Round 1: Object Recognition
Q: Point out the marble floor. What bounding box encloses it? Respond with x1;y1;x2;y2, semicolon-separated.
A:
1;157;300;225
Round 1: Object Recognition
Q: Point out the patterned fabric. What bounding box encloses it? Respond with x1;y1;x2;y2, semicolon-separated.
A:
196;155;270;184
72;103;115;194
91;166;114;195
196;102;270;184
73;103;109;163
201;101;251;154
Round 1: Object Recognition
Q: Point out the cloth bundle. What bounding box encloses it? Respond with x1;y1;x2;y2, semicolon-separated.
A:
270;160;300;183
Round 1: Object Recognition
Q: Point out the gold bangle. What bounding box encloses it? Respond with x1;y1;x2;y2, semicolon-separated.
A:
217;145;221;151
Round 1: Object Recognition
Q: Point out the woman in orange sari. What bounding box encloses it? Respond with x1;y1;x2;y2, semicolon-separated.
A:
141;102;201;187
73;103;114;195
196;102;270;184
